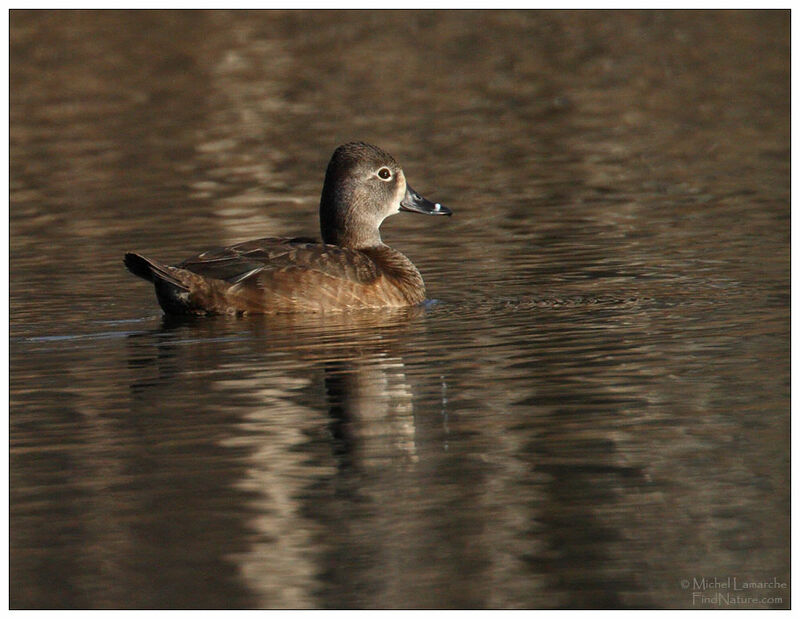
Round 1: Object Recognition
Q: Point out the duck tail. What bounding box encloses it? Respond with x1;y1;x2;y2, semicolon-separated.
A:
124;252;188;290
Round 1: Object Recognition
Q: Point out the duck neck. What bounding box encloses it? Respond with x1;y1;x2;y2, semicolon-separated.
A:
321;224;382;249
320;201;384;249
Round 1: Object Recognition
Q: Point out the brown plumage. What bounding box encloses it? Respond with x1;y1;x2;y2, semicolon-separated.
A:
124;142;451;315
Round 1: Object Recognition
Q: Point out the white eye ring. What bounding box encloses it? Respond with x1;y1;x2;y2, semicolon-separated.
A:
377;167;392;181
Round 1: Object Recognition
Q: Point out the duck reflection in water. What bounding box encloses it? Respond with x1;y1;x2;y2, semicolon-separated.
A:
124;307;436;606
127;307;429;465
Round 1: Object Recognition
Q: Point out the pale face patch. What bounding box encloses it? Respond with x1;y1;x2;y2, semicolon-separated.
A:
391;169;407;216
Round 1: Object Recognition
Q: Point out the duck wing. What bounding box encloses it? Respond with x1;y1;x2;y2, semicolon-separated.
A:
177;237;380;287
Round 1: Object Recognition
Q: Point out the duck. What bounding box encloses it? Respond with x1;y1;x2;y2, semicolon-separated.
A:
124;142;452;315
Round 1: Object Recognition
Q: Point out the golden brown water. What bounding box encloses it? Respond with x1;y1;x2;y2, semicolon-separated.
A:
10;10;789;609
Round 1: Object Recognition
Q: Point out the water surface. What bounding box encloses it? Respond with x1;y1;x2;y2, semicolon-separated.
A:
10;10;789;609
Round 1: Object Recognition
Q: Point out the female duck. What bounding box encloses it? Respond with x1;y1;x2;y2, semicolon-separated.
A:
124;142;451;314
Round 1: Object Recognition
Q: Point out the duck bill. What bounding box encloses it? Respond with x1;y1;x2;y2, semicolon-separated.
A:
400;184;452;216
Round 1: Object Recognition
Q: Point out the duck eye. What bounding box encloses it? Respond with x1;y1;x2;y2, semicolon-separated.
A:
377;167;392;180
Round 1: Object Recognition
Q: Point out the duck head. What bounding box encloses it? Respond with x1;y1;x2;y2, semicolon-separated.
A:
319;142;451;248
